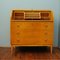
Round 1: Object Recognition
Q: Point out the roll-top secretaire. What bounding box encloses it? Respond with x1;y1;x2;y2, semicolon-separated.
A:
10;10;54;54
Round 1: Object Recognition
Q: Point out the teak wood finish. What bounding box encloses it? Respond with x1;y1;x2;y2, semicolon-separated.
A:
10;10;54;54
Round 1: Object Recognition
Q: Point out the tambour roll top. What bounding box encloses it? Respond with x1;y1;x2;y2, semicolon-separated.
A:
11;10;53;21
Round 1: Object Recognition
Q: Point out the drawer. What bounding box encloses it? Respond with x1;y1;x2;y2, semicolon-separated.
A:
11;22;33;28
11;22;34;33
40;22;54;30
11;36;52;45
11;22;41;34
11;30;41;40
11;29;34;38
11;34;42;45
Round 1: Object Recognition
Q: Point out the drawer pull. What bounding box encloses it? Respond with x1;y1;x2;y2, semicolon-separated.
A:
16;32;20;35
45;40;47;42
44;32;48;35
17;25;20;27
17;40;20;42
45;25;48;28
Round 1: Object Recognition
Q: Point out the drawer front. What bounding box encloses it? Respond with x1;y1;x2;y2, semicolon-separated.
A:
41;22;54;30
11;34;42;45
11;22;54;32
11;22;33;33
11;22;41;34
11;21;41;29
11;36;53;45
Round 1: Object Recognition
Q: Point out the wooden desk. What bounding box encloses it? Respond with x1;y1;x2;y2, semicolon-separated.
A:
10;10;54;54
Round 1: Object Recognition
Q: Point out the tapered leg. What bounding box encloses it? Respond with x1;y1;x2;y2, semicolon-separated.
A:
11;46;15;56
11;46;13;56
50;46;52;54
50;46;53;60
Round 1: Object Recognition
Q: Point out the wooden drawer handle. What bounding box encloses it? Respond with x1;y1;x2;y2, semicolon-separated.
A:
45;25;48;28
16;32;20;35
17;25;20;27
17;40;20;42
45;40;47;42
44;32;48;35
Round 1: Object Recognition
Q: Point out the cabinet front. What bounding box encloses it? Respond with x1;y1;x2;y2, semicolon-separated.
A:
11;22;53;46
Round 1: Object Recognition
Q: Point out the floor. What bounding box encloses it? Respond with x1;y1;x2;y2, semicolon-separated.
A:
0;47;60;60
